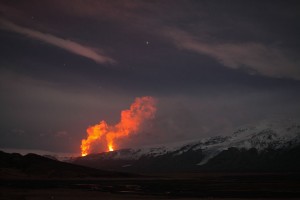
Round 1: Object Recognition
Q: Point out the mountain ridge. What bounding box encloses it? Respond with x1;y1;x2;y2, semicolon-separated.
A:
72;119;300;173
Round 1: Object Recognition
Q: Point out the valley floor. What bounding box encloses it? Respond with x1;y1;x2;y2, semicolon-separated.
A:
1;173;300;199
1;188;296;200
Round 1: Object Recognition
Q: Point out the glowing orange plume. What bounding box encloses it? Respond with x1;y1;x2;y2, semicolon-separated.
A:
80;96;156;156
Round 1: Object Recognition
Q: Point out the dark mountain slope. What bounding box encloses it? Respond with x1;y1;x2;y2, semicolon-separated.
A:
199;145;300;172
0;151;134;179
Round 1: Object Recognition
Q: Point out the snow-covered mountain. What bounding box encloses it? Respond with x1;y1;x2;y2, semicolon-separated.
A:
73;119;300;172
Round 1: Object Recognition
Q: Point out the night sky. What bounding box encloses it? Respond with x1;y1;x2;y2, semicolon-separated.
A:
1;0;300;154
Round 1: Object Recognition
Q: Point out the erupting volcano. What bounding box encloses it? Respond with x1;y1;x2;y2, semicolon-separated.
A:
80;96;156;156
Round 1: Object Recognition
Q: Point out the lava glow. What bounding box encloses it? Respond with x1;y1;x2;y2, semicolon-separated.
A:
80;96;156;156
108;145;114;152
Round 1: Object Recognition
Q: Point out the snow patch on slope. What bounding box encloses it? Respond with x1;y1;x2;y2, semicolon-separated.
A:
80;118;300;166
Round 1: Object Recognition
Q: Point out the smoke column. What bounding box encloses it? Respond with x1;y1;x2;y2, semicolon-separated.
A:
81;96;156;156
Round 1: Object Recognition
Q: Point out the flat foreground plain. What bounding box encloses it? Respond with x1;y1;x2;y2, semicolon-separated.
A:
1;173;300;199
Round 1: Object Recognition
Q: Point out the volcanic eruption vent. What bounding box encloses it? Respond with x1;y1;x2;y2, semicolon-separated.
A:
81;96;156;156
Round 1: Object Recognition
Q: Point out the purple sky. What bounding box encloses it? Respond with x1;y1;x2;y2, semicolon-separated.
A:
0;0;300;154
